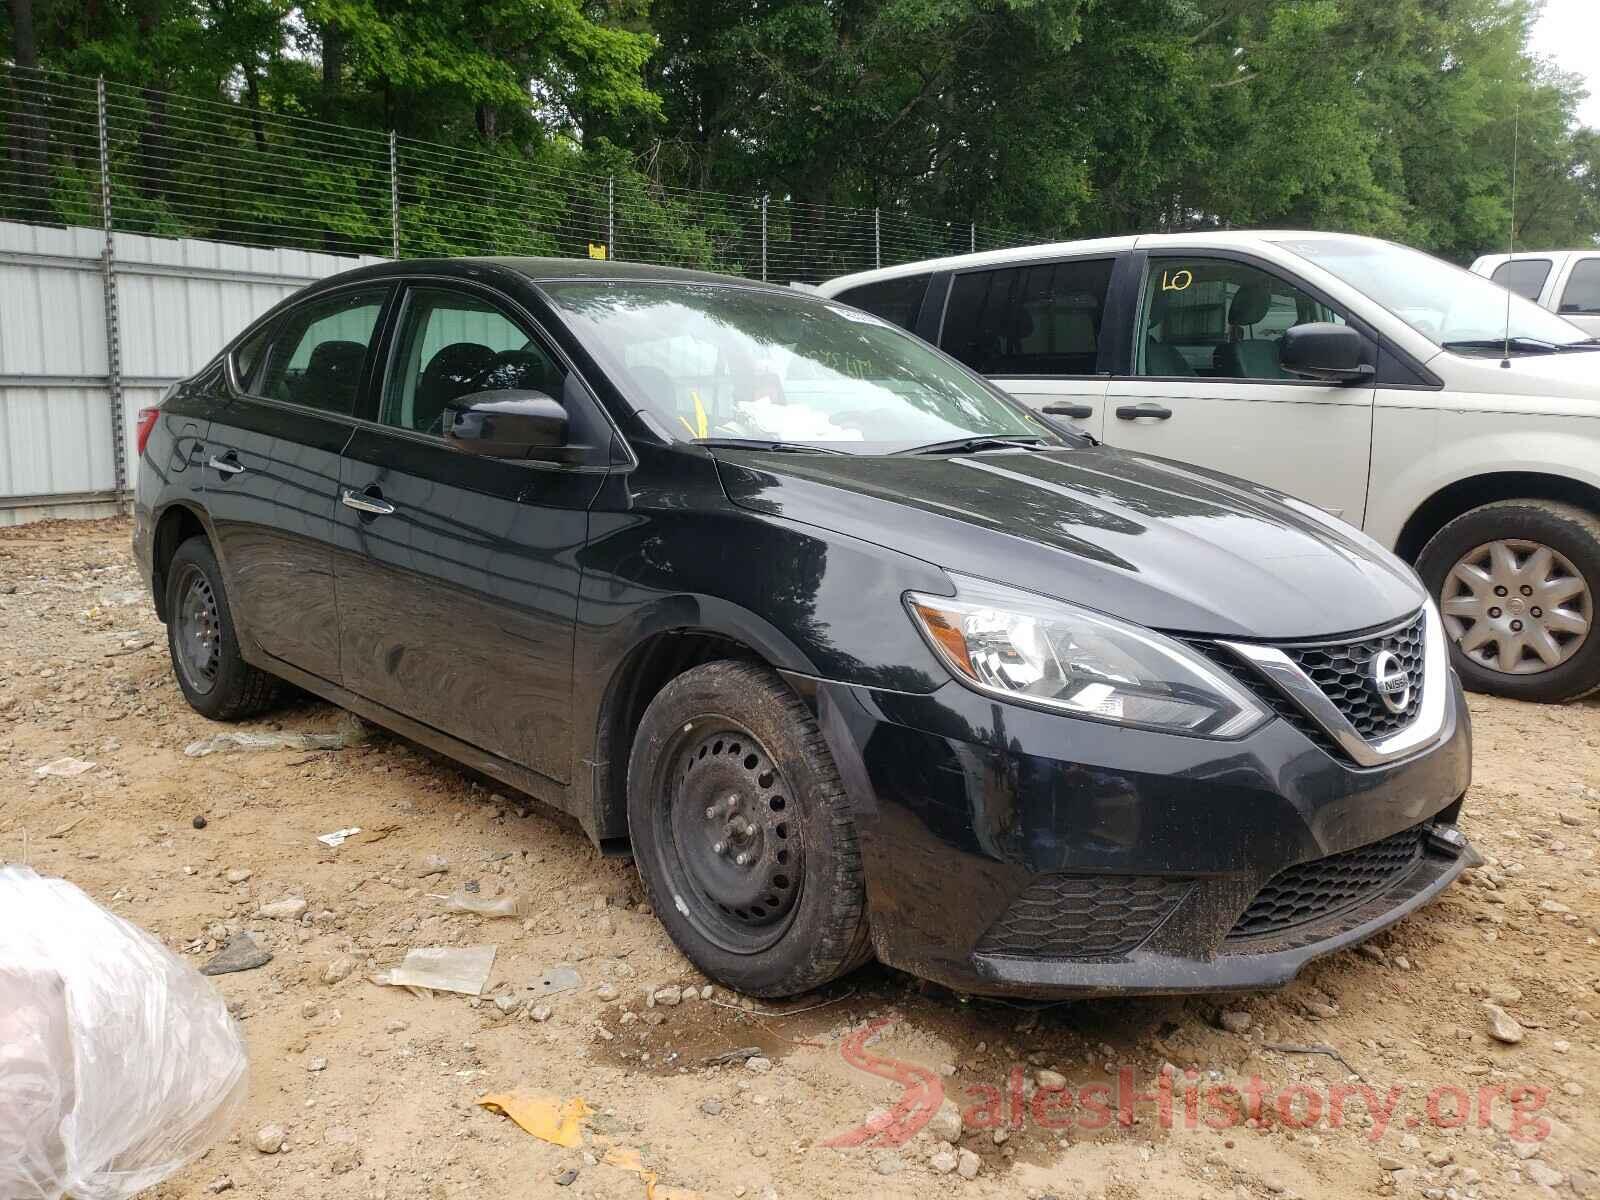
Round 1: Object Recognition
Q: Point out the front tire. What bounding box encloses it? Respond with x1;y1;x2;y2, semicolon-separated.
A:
626;660;872;998
164;536;281;720
1416;500;1600;703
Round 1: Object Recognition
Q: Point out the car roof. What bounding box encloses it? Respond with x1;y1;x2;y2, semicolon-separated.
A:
816;229;1394;293
312;255;798;295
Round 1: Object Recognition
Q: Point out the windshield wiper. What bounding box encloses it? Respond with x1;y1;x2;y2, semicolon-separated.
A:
1441;336;1599;355
691;437;847;455
894;435;1054;456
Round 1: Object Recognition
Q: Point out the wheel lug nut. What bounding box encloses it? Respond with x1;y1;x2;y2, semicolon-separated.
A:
1488;607;1502;618
1531;606;1542;618
1510;619;1523;632
1520;584;1533;596
1494;585;1508;597
712;841;725;855
705;806;717;819
734;853;748;866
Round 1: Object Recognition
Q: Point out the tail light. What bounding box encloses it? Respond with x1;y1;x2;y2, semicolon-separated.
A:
134;407;160;458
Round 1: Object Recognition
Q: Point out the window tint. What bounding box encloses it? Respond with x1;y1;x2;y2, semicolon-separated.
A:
250;288;386;414
834;274;930;332
1560;259;1600;315
940;258;1114;376
232;323;273;387
1136;259;1345;380
382;288;565;434
1490;258;1553;301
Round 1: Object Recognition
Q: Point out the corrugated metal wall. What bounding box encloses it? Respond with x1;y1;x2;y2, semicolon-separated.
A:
0;219;384;525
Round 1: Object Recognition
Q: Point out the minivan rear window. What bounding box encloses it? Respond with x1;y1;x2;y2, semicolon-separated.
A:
1490;258;1552;301
833;274;931;331
940;258;1115;377
1560;259;1600;315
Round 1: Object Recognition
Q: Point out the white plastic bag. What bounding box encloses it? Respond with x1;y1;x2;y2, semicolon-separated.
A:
0;865;250;1200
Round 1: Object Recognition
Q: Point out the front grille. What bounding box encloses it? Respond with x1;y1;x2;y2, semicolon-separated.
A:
1282;614;1425;742
975;875;1191;960
1225;825;1426;941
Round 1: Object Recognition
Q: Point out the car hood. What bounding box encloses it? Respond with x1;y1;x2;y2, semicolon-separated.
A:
1431;344;1600;399
712;447;1425;639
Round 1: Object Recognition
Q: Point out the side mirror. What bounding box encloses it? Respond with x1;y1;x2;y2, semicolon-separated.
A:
443;390;567;458
1279;322;1374;385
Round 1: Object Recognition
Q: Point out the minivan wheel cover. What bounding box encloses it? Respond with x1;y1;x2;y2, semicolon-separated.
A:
174;565;222;695
655;721;802;954
1441;539;1592;675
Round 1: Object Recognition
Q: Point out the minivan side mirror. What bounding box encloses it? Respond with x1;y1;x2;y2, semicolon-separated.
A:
1279;323;1374;385
443;390;568;459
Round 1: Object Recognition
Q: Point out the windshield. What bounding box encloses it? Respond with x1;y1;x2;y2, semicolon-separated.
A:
541;281;1061;452
1273;237;1592;353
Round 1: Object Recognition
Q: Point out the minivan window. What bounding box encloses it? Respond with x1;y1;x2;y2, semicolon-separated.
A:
1136;258;1345;379
250;288;387;413
542;282;1057;452
1560;259;1600;315
1276;238;1591;351
382;288;564;433
1490;258;1552;301
940;258;1114;376
834;274;930;332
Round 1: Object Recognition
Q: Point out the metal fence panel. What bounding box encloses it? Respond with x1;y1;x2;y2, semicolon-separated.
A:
0;218;384;525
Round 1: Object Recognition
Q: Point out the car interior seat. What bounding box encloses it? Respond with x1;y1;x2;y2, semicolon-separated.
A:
1144;290;1195;376
295;340;367;411
412;342;497;432
1213;283;1287;379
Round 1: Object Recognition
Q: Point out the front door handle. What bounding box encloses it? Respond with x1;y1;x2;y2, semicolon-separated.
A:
1115;403;1173;421
341;488;395;516
1042;403;1094;419
207;454;245;476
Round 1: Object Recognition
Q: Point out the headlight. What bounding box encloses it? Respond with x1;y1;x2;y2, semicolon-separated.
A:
906;575;1270;737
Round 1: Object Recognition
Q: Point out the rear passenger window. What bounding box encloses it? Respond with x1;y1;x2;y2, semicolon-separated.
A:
1491;258;1553;301
250;288;387;415
1560;259;1600;314
939;259;1114;376
834;274;930;331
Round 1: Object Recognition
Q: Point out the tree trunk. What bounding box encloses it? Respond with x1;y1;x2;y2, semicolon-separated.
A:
136;0;168;205
322;20;344;105
6;0;52;222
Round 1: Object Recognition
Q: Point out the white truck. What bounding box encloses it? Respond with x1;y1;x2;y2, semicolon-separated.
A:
821;231;1600;703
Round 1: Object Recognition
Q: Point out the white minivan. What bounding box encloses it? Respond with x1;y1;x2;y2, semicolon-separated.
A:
819;232;1600;703
1469;249;1600;337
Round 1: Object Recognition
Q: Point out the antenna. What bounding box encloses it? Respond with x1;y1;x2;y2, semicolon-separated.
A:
1502;108;1519;369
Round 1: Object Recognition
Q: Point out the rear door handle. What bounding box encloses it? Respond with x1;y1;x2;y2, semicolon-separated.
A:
1042;403;1094;419
207;454;245;476
341;488;395;516
1115;403;1173;421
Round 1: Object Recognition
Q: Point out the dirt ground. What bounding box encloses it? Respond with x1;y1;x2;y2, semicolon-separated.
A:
2;517;1597;1200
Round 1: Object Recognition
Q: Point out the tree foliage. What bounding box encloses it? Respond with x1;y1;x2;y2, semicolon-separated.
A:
2;0;1595;263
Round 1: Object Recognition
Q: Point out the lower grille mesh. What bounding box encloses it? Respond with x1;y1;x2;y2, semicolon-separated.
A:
976;875;1191;960
1226;825;1426;941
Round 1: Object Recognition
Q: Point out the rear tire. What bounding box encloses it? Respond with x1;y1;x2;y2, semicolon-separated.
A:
626;660;872;998
1415;500;1600;703
164;536;281;720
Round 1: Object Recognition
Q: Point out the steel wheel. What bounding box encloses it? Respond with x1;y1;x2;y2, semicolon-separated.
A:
173;562;222;695
1440;538;1592;675
654;721;803;955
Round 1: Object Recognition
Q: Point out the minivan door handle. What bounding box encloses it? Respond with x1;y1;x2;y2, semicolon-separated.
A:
341;487;395;516
207;453;246;476
1115;403;1173;421
1042;403;1094;419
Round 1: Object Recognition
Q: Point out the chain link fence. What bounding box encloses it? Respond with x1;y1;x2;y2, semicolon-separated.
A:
0;65;1038;284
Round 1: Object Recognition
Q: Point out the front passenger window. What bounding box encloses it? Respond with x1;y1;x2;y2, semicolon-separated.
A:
381;288;566;434
1136;260;1345;380
250;288;386;414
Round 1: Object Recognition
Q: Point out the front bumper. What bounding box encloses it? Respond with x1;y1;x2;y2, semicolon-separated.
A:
810;668;1474;998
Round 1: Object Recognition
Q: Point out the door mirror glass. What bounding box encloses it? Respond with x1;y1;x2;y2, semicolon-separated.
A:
444;390;568;458
1278;322;1372;384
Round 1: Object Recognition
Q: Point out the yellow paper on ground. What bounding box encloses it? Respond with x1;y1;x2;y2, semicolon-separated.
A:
475;1091;592;1147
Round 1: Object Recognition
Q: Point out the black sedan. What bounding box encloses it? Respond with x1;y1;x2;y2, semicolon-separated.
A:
132;257;1476;998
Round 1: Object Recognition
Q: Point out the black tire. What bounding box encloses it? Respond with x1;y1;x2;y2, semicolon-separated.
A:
164;536;281;720
626;660;872;998
1415;500;1600;703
